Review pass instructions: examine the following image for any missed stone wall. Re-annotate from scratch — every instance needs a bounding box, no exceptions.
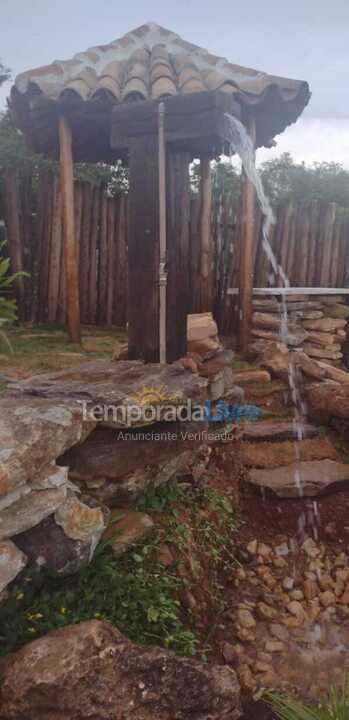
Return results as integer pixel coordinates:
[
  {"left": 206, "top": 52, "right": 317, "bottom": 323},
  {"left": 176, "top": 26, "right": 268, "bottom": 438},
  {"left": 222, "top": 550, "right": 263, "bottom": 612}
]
[{"left": 252, "top": 293, "right": 349, "bottom": 365}]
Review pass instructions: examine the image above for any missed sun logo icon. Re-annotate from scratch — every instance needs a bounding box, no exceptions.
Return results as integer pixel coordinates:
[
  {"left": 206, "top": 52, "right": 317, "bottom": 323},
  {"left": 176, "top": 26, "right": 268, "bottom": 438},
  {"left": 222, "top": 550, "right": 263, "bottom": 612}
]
[{"left": 132, "top": 384, "right": 171, "bottom": 407}]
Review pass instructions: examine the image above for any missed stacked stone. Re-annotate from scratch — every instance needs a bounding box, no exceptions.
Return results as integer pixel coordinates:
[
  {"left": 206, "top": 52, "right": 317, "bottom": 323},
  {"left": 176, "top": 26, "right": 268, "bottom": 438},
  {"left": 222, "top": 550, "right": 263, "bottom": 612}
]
[{"left": 252, "top": 294, "right": 349, "bottom": 365}]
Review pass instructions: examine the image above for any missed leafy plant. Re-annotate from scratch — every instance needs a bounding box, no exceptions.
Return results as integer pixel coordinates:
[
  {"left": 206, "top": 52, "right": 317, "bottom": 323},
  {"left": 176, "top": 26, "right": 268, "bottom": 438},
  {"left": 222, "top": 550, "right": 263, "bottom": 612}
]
[
  {"left": 0, "top": 481, "right": 238, "bottom": 660},
  {"left": 0, "top": 242, "right": 29, "bottom": 350},
  {"left": 266, "top": 683, "right": 349, "bottom": 720}
]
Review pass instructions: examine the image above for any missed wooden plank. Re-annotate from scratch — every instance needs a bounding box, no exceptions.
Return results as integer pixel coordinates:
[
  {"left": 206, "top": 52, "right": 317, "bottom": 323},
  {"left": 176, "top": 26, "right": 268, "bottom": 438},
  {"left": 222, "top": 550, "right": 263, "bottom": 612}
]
[
  {"left": 237, "top": 114, "right": 256, "bottom": 354},
  {"left": 166, "top": 150, "right": 191, "bottom": 361},
  {"left": 58, "top": 115, "right": 81, "bottom": 343},
  {"left": 228, "top": 287, "right": 349, "bottom": 296},
  {"left": 47, "top": 175, "right": 62, "bottom": 323},
  {"left": 128, "top": 135, "right": 159, "bottom": 361},
  {"left": 189, "top": 195, "right": 201, "bottom": 313}
]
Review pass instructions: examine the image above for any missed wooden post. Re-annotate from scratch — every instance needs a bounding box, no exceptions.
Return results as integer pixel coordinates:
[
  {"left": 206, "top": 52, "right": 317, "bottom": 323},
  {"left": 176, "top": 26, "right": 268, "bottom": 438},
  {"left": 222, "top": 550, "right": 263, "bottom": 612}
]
[
  {"left": 128, "top": 136, "right": 159, "bottom": 362},
  {"left": 166, "top": 151, "right": 191, "bottom": 361},
  {"left": 237, "top": 114, "right": 256, "bottom": 354},
  {"left": 58, "top": 115, "right": 81, "bottom": 343},
  {"left": 199, "top": 157, "right": 212, "bottom": 311}
]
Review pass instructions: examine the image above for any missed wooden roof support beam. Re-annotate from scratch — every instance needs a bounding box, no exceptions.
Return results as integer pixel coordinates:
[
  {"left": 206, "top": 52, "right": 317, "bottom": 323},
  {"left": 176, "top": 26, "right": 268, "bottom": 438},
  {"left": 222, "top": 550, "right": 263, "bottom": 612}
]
[
  {"left": 58, "top": 115, "right": 81, "bottom": 344},
  {"left": 237, "top": 114, "right": 256, "bottom": 354}
]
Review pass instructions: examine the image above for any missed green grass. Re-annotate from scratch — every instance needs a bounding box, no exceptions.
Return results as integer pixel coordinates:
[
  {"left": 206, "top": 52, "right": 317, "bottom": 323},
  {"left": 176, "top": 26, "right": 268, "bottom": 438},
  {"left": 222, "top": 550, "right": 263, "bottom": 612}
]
[
  {"left": 266, "top": 684, "right": 349, "bottom": 720},
  {"left": 0, "top": 482, "right": 238, "bottom": 659}
]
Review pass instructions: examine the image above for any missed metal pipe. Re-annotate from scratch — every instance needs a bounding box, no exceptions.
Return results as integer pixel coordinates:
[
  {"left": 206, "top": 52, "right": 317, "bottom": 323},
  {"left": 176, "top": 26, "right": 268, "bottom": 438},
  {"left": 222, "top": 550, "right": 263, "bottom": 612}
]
[{"left": 158, "top": 101, "right": 167, "bottom": 364}]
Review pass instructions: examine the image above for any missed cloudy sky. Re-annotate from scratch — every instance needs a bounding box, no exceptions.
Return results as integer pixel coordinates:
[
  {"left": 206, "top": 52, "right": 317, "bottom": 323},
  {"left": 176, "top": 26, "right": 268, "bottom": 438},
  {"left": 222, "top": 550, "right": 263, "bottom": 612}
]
[{"left": 1, "top": 0, "right": 349, "bottom": 167}]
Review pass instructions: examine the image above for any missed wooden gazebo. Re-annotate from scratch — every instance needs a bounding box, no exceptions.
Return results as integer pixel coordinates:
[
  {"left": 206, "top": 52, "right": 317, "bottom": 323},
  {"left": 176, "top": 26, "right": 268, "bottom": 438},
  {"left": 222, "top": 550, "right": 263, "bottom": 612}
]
[{"left": 10, "top": 22, "right": 310, "bottom": 360}]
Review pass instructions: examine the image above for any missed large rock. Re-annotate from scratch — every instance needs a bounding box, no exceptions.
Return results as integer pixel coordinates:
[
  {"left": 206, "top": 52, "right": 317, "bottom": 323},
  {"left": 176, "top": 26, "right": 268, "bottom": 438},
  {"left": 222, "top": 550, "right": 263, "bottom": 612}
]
[
  {"left": 0, "top": 620, "right": 241, "bottom": 720},
  {"left": 248, "top": 340, "right": 290, "bottom": 379},
  {"left": 0, "top": 486, "right": 67, "bottom": 540},
  {"left": 306, "top": 381, "right": 349, "bottom": 422},
  {"left": 318, "top": 362, "right": 349, "bottom": 384},
  {"left": 326, "top": 304, "right": 349, "bottom": 319},
  {"left": 0, "top": 540, "right": 27, "bottom": 592},
  {"left": 15, "top": 515, "right": 103, "bottom": 575},
  {"left": 9, "top": 360, "right": 207, "bottom": 430},
  {"left": 252, "top": 328, "right": 308, "bottom": 347},
  {"left": 241, "top": 421, "right": 319, "bottom": 442},
  {"left": 247, "top": 459, "right": 349, "bottom": 498},
  {"left": 306, "top": 331, "right": 339, "bottom": 347},
  {"left": 54, "top": 496, "right": 106, "bottom": 543},
  {"left": 60, "top": 426, "right": 209, "bottom": 505},
  {"left": 303, "top": 343, "right": 342, "bottom": 361},
  {"left": 0, "top": 397, "right": 95, "bottom": 499},
  {"left": 103, "top": 511, "right": 154, "bottom": 555},
  {"left": 303, "top": 318, "right": 347, "bottom": 332}
]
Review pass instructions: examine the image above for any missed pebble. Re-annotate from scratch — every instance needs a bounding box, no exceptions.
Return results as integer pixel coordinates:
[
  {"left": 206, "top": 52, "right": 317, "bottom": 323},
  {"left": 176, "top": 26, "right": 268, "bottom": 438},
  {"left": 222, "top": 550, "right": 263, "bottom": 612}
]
[
  {"left": 302, "top": 538, "right": 320, "bottom": 559},
  {"left": 303, "top": 579, "right": 318, "bottom": 601},
  {"left": 319, "top": 590, "right": 336, "bottom": 608},
  {"left": 269, "top": 623, "right": 289, "bottom": 641},
  {"left": 287, "top": 601, "right": 306, "bottom": 621},
  {"left": 335, "top": 552, "right": 347, "bottom": 567},
  {"left": 289, "top": 589, "right": 304, "bottom": 601},
  {"left": 265, "top": 640, "right": 284, "bottom": 653},
  {"left": 273, "top": 557, "right": 287, "bottom": 569},
  {"left": 275, "top": 542, "right": 289, "bottom": 557},
  {"left": 258, "top": 543, "right": 272, "bottom": 558},
  {"left": 237, "top": 608, "right": 256, "bottom": 630},
  {"left": 247, "top": 539, "right": 258, "bottom": 555},
  {"left": 282, "top": 577, "right": 295, "bottom": 591},
  {"left": 254, "top": 660, "right": 271, "bottom": 673},
  {"left": 257, "top": 602, "right": 277, "bottom": 620},
  {"left": 237, "top": 664, "right": 257, "bottom": 692}
]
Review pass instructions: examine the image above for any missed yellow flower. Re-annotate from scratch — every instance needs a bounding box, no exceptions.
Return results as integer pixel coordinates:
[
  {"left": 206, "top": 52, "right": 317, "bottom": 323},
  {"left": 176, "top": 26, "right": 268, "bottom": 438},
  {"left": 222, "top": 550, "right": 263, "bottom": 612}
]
[
  {"left": 94, "top": 612, "right": 101, "bottom": 618},
  {"left": 28, "top": 627, "right": 37, "bottom": 634},
  {"left": 60, "top": 607, "right": 67, "bottom": 615},
  {"left": 27, "top": 612, "right": 43, "bottom": 621},
  {"left": 16, "top": 591, "right": 24, "bottom": 601}
]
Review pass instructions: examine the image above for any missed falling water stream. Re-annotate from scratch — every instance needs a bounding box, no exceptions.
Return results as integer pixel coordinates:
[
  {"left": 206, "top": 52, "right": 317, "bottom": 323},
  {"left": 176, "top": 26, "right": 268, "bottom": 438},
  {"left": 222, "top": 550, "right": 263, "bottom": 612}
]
[{"left": 224, "top": 113, "right": 319, "bottom": 538}]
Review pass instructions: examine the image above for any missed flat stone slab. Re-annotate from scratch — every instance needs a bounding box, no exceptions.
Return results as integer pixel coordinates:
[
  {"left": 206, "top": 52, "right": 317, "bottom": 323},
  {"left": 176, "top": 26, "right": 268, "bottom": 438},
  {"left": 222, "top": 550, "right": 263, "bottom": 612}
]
[
  {"left": 248, "top": 459, "right": 349, "bottom": 498},
  {"left": 241, "top": 438, "right": 339, "bottom": 468},
  {"left": 9, "top": 360, "right": 207, "bottom": 429},
  {"left": 241, "top": 421, "right": 319, "bottom": 442},
  {"left": 0, "top": 487, "right": 67, "bottom": 540},
  {"left": 0, "top": 396, "right": 94, "bottom": 498},
  {"left": 0, "top": 540, "right": 27, "bottom": 592}
]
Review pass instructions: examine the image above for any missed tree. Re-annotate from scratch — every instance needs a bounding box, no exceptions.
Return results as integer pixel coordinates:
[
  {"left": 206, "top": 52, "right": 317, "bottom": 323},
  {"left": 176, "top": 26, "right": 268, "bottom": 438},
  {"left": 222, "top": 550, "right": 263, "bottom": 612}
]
[
  {"left": 259, "top": 152, "right": 349, "bottom": 208},
  {"left": 0, "top": 60, "right": 10, "bottom": 87}
]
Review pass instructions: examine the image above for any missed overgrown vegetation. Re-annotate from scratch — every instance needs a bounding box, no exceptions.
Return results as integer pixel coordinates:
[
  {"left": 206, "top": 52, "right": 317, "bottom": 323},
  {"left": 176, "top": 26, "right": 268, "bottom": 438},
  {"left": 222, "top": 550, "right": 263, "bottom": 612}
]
[
  {"left": 0, "top": 241, "right": 28, "bottom": 350},
  {"left": 0, "top": 481, "right": 238, "bottom": 659},
  {"left": 266, "top": 685, "right": 349, "bottom": 720}
]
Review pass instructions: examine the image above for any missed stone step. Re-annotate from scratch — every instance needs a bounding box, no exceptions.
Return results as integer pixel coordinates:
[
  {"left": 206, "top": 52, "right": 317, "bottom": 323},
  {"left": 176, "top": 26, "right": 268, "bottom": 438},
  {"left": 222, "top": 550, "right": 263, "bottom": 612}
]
[
  {"left": 241, "top": 421, "right": 319, "bottom": 443},
  {"left": 247, "top": 459, "right": 349, "bottom": 498},
  {"left": 241, "top": 437, "right": 339, "bottom": 468}
]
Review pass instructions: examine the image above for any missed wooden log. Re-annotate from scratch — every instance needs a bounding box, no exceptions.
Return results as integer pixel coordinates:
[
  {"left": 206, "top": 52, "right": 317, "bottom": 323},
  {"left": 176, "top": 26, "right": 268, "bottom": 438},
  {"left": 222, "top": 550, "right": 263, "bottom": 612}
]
[
  {"left": 98, "top": 192, "right": 108, "bottom": 324},
  {"left": 330, "top": 219, "right": 341, "bottom": 288},
  {"left": 319, "top": 202, "right": 336, "bottom": 287},
  {"left": 106, "top": 198, "right": 116, "bottom": 326},
  {"left": 280, "top": 203, "right": 293, "bottom": 282},
  {"left": 166, "top": 150, "right": 191, "bottom": 361},
  {"left": 79, "top": 183, "right": 92, "bottom": 324},
  {"left": 189, "top": 195, "right": 201, "bottom": 313},
  {"left": 88, "top": 186, "right": 101, "bottom": 325},
  {"left": 39, "top": 173, "right": 54, "bottom": 322},
  {"left": 3, "top": 168, "right": 25, "bottom": 318},
  {"left": 58, "top": 115, "right": 81, "bottom": 343},
  {"left": 306, "top": 200, "right": 319, "bottom": 286},
  {"left": 47, "top": 176, "right": 62, "bottom": 323},
  {"left": 128, "top": 135, "right": 159, "bottom": 361},
  {"left": 199, "top": 157, "right": 213, "bottom": 311},
  {"left": 296, "top": 204, "right": 311, "bottom": 287},
  {"left": 114, "top": 195, "right": 128, "bottom": 327},
  {"left": 237, "top": 114, "right": 256, "bottom": 353}
]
